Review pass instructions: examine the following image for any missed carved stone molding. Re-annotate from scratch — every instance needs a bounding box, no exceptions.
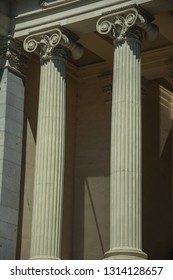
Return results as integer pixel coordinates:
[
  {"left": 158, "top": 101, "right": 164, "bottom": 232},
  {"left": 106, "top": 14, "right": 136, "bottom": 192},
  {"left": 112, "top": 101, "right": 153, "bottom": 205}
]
[
  {"left": 96, "top": 8, "right": 159, "bottom": 44},
  {"left": 23, "top": 28, "right": 83, "bottom": 62},
  {"left": 0, "top": 36, "right": 28, "bottom": 74},
  {"left": 40, "top": 0, "right": 80, "bottom": 9}
]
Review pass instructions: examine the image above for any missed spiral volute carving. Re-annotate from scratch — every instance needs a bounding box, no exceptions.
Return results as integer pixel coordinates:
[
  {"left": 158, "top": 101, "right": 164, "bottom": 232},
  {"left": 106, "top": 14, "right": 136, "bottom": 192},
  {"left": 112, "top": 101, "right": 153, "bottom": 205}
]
[
  {"left": 96, "top": 19, "right": 112, "bottom": 35},
  {"left": 96, "top": 8, "right": 158, "bottom": 43}
]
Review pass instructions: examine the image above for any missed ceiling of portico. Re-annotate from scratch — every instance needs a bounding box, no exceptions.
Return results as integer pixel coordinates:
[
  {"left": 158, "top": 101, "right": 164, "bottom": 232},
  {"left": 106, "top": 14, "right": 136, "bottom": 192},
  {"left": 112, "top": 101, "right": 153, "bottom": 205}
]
[
  {"left": 68, "top": 10, "right": 173, "bottom": 84},
  {"left": 1, "top": 1, "right": 173, "bottom": 83},
  {"left": 142, "top": 0, "right": 173, "bottom": 15},
  {"left": 3, "top": 0, "right": 173, "bottom": 17}
]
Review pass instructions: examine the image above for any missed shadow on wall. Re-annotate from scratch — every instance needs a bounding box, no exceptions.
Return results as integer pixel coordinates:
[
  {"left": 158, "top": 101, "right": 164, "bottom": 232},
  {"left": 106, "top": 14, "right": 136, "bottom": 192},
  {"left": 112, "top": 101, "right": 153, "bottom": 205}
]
[
  {"left": 73, "top": 177, "right": 110, "bottom": 261},
  {"left": 73, "top": 76, "right": 173, "bottom": 260},
  {"left": 16, "top": 67, "right": 173, "bottom": 259},
  {"left": 16, "top": 55, "right": 40, "bottom": 259},
  {"left": 72, "top": 77, "right": 111, "bottom": 260},
  {"left": 61, "top": 77, "right": 79, "bottom": 260},
  {"left": 142, "top": 79, "right": 172, "bottom": 260}
]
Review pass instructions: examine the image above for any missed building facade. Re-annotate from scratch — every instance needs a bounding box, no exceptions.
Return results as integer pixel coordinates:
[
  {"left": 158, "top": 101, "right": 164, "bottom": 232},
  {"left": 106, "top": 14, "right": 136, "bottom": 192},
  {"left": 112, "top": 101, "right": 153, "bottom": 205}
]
[{"left": 0, "top": 0, "right": 173, "bottom": 260}]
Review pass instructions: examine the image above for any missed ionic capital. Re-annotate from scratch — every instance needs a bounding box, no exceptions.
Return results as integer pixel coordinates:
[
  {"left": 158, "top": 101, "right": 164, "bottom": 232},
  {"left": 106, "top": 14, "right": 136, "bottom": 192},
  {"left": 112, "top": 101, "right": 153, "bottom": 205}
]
[
  {"left": 23, "top": 28, "right": 83, "bottom": 62},
  {"left": 96, "top": 8, "right": 159, "bottom": 44},
  {"left": 0, "top": 36, "right": 28, "bottom": 74}
]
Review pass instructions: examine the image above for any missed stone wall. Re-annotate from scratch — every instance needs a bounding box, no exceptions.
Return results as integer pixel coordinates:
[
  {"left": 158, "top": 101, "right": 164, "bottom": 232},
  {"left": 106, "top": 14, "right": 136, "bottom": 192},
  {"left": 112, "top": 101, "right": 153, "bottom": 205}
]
[
  {"left": 73, "top": 75, "right": 173, "bottom": 260},
  {"left": 18, "top": 56, "right": 40, "bottom": 260},
  {"left": 142, "top": 80, "right": 172, "bottom": 259},
  {"left": 73, "top": 73, "right": 111, "bottom": 259},
  {"left": 0, "top": 68, "right": 25, "bottom": 259}
]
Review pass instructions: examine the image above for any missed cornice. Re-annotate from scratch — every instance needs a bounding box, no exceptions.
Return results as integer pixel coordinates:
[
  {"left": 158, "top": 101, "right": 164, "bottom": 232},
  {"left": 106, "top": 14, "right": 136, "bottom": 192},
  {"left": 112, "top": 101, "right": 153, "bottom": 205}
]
[
  {"left": 12, "top": 0, "right": 138, "bottom": 38},
  {"left": 14, "top": 0, "right": 135, "bottom": 19},
  {"left": 39, "top": 0, "right": 81, "bottom": 9}
]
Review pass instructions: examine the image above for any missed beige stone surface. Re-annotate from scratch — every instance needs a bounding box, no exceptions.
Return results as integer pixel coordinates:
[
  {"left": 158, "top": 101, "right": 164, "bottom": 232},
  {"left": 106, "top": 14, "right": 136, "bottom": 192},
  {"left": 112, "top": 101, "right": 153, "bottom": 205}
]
[
  {"left": 19, "top": 57, "right": 40, "bottom": 260},
  {"left": 73, "top": 75, "right": 111, "bottom": 259},
  {"left": 142, "top": 80, "right": 172, "bottom": 259},
  {"left": 61, "top": 74, "right": 77, "bottom": 260},
  {"left": 19, "top": 58, "right": 77, "bottom": 260},
  {"left": 0, "top": 0, "right": 173, "bottom": 262},
  {"left": 29, "top": 53, "right": 66, "bottom": 259}
]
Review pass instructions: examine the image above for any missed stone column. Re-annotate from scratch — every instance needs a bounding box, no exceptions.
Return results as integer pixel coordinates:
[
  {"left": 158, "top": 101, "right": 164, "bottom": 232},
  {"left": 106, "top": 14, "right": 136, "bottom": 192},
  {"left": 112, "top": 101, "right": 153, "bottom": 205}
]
[
  {"left": 23, "top": 29, "right": 83, "bottom": 259},
  {"left": 31, "top": 49, "right": 66, "bottom": 260},
  {"left": 96, "top": 8, "right": 158, "bottom": 259},
  {"left": 0, "top": 36, "right": 27, "bottom": 259}
]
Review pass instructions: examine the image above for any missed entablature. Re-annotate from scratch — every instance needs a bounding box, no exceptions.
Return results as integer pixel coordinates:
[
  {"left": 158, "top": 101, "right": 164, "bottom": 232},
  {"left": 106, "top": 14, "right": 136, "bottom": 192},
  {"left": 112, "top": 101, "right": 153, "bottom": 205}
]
[{"left": 11, "top": 0, "right": 151, "bottom": 39}]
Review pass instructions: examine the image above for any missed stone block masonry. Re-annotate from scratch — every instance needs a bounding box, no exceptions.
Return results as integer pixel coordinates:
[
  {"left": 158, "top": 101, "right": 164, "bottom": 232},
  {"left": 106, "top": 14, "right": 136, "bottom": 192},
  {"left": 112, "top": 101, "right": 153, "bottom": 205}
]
[{"left": 0, "top": 68, "right": 24, "bottom": 259}]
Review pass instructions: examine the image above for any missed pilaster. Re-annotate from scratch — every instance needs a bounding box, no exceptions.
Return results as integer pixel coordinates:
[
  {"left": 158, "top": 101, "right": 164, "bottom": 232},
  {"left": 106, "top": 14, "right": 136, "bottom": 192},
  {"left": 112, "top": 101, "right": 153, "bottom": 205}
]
[{"left": 0, "top": 37, "right": 27, "bottom": 259}]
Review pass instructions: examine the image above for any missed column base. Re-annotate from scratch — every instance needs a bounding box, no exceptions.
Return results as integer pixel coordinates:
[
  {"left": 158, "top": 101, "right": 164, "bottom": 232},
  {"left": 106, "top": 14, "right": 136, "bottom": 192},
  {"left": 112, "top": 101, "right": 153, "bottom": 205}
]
[
  {"left": 104, "top": 248, "right": 148, "bottom": 260},
  {"left": 30, "top": 256, "right": 61, "bottom": 260}
]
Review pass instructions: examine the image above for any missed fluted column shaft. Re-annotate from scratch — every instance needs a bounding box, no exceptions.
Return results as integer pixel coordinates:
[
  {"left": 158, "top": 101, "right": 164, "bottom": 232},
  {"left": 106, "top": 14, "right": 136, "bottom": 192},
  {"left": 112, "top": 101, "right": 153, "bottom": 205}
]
[
  {"left": 105, "top": 35, "right": 147, "bottom": 259},
  {"left": 30, "top": 51, "right": 66, "bottom": 259},
  {"left": 23, "top": 28, "right": 83, "bottom": 260},
  {"left": 95, "top": 7, "right": 159, "bottom": 259}
]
